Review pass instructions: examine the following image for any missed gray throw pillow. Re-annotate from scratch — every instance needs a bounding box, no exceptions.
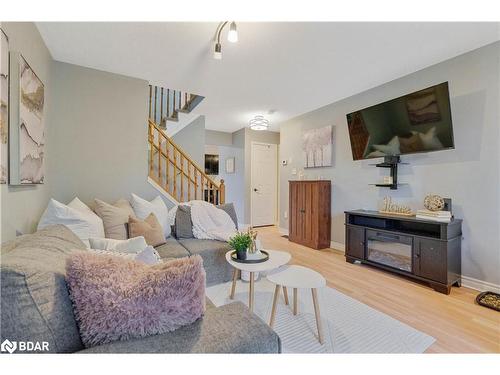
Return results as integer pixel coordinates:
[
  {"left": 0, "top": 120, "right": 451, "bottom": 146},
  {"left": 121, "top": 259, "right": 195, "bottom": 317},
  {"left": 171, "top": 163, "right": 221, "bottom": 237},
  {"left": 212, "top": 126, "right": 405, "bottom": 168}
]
[
  {"left": 218, "top": 203, "right": 238, "bottom": 229},
  {"left": 174, "top": 205, "right": 194, "bottom": 239}
]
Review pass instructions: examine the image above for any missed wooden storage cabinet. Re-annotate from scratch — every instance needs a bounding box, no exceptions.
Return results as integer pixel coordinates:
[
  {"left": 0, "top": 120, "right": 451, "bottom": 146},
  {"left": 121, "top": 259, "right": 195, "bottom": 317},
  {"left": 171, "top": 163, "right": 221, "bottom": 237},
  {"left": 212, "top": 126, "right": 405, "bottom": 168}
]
[
  {"left": 289, "top": 181, "right": 331, "bottom": 249},
  {"left": 344, "top": 210, "right": 462, "bottom": 294}
]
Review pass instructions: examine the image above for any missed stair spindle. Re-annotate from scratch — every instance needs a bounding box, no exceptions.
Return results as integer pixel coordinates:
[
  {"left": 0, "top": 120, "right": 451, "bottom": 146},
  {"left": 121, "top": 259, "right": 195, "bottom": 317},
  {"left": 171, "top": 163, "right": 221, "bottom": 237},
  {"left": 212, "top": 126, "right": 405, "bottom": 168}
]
[
  {"left": 148, "top": 85, "right": 152, "bottom": 119},
  {"left": 167, "top": 89, "right": 170, "bottom": 119},
  {"left": 180, "top": 155, "right": 185, "bottom": 202},
  {"left": 160, "top": 88, "right": 164, "bottom": 125}
]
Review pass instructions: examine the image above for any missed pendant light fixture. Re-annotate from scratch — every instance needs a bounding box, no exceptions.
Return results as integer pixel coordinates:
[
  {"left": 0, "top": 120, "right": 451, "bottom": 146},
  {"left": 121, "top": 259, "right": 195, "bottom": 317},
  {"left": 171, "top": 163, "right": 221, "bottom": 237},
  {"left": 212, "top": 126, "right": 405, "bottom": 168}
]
[
  {"left": 249, "top": 115, "right": 270, "bottom": 131},
  {"left": 213, "top": 21, "right": 238, "bottom": 60}
]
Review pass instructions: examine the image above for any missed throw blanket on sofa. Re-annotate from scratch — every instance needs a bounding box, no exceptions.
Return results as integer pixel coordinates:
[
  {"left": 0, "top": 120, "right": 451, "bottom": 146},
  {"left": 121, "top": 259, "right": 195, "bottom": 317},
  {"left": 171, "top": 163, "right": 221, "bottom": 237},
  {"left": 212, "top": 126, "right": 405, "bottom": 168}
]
[{"left": 190, "top": 201, "right": 237, "bottom": 242}]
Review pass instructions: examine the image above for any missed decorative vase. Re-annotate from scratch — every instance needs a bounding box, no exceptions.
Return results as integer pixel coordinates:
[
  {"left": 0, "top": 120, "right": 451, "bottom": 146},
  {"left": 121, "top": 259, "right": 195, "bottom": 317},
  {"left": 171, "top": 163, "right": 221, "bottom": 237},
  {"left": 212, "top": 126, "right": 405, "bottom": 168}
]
[{"left": 236, "top": 248, "right": 247, "bottom": 260}]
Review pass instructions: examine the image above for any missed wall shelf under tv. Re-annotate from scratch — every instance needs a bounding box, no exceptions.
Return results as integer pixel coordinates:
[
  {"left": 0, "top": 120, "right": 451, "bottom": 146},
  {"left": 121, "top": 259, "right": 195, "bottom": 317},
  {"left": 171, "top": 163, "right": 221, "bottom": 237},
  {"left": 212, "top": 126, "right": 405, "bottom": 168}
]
[{"left": 369, "top": 155, "right": 405, "bottom": 190}]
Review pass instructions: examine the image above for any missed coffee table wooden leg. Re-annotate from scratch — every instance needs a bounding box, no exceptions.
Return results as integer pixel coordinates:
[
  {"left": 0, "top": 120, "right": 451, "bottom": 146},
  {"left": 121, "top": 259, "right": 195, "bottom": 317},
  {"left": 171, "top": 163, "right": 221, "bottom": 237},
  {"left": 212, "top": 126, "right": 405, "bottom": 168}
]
[
  {"left": 282, "top": 286, "right": 289, "bottom": 305},
  {"left": 311, "top": 288, "right": 324, "bottom": 344},
  {"left": 293, "top": 288, "right": 298, "bottom": 315},
  {"left": 270, "top": 284, "right": 280, "bottom": 327},
  {"left": 249, "top": 272, "right": 255, "bottom": 312},
  {"left": 230, "top": 268, "right": 238, "bottom": 299}
]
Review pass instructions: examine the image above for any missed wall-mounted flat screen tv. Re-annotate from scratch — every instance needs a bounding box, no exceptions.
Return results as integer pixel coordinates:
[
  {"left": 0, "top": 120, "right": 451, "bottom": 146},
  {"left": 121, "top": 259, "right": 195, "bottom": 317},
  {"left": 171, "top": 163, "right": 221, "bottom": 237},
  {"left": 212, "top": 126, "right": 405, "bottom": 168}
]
[{"left": 346, "top": 82, "right": 454, "bottom": 160}]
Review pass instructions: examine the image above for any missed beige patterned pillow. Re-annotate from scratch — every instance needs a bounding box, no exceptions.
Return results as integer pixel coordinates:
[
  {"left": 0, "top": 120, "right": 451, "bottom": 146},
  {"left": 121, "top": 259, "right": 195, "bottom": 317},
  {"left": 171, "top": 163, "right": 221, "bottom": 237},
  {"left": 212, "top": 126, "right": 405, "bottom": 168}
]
[{"left": 94, "top": 199, "right": 135, "bottom": 240}]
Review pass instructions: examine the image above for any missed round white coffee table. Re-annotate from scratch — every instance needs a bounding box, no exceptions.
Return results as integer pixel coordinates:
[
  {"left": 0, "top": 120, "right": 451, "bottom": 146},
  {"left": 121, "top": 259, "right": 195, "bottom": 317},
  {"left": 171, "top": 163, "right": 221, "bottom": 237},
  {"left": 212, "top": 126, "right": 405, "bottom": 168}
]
[
  {"left": 225, "top": 249, "right": 291, "bottom": 312},
  {"left": 267, "top": 265, "right": 326, "bottom": 344}
]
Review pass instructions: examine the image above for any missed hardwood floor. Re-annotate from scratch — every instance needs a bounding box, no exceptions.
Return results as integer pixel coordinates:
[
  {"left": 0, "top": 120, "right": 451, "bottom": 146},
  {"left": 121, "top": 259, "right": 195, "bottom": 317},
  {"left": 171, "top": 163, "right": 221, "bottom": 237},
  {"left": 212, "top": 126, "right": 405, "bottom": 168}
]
[{"left": 256, "top": 226, "right": 500, "bottom": 353}]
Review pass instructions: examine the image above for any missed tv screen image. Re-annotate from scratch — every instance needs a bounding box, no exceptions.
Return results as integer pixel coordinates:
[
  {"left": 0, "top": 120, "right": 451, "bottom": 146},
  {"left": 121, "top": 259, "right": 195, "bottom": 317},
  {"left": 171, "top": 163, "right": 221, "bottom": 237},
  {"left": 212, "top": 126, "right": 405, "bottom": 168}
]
[
  {"left": 204, "top": 154, "right": 219, "bottom": 175},
  {"left": 346, "top": 82, "right": 454, "bottom": 160}
]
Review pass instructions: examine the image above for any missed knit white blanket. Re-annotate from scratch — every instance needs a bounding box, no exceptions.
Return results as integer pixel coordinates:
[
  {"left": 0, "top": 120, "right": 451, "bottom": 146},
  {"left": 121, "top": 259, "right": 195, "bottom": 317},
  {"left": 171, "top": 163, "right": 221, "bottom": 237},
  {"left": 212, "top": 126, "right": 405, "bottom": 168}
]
[{"left": 169, "top": 200, "right": 236, "bottom": 242}]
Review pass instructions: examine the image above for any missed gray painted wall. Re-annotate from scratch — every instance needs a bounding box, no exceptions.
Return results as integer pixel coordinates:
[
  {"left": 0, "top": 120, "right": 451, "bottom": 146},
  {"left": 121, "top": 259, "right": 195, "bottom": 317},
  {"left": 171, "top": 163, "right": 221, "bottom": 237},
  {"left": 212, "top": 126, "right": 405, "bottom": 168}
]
[
  {"left": 1, "top": 22, "right": 54, "bottom": 241},
  {"left": 171, "top": 115, "right": 205, "bottom": 167},
  {"left": 49, "top": 61, "right": 162, "bottom": 208},
  {"left": 205, "top": 130, "right": 245, "bottom": 223},
  {"left": 206, "top": 129, "right": 233, "bottom": 146},
  {"left": 279, "top": 42, "right": 500, "bottom": 285}
]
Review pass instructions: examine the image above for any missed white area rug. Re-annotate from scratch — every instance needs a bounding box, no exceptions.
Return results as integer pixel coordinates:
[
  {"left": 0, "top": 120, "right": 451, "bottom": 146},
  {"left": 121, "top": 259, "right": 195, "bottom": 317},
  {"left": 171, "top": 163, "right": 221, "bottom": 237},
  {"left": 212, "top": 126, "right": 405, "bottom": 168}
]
[{"left": 206, "top": 279, "right": 435, "bottom": 353}]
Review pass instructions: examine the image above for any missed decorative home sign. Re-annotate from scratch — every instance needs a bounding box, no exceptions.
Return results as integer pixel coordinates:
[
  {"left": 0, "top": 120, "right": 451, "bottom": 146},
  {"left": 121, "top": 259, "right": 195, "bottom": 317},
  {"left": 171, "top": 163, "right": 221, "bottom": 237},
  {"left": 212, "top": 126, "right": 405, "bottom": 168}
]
[
  {"left": 0, "top": 28, "right": 8, "bottom": 184},
  {"left": 379, "top": 196, "right": 414, "bottom": 216},
  {"left": 9, "top": 52, "right": 45, "bottom": 184},
  {"left": 302, "top": 125, "right": 333, "bottom": 168}
]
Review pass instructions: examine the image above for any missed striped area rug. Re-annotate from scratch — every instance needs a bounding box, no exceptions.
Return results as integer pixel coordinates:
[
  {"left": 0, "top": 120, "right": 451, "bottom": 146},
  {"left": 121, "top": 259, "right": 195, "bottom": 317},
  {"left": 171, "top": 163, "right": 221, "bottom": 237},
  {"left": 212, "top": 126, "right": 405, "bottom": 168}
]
[{"left": 206, "top": 278, "right": 435, "bottom": 353}]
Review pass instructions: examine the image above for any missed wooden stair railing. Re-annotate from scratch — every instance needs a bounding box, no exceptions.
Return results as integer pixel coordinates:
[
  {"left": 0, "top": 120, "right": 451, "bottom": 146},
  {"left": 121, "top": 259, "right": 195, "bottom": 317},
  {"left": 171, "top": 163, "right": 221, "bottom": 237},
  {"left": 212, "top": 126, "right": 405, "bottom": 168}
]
[
  {"left": 148, "top": 119, "right": 225, "bottom": 204},
  {"left": 149, "top": 85, "right": 205, "bottom": 129}
]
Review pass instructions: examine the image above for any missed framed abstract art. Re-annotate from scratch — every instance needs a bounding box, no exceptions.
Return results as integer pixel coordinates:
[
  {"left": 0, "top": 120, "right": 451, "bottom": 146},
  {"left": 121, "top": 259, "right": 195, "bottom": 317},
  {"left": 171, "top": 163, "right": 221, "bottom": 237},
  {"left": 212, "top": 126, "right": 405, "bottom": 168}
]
[{"left": 9, "top": 52, "right": 45, "bottom": 184}]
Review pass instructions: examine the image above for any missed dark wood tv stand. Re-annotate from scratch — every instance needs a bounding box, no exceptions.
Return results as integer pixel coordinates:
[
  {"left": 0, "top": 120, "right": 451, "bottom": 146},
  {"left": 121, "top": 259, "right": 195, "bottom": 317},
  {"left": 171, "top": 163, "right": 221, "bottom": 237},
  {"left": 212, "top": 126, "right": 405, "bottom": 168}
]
[{"left": 345, "top": 210, "right": 462, "bottom": 294}]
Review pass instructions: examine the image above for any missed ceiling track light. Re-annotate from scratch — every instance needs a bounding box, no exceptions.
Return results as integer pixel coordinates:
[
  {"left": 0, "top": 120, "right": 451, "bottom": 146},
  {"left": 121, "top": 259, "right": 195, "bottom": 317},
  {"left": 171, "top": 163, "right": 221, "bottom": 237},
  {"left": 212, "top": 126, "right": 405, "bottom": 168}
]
[
  {"left": 249, "top": 115, "right": 270, "bottom": 131},
  {"left": 213, "top": 21, "right": 238, "bottom": 60}
]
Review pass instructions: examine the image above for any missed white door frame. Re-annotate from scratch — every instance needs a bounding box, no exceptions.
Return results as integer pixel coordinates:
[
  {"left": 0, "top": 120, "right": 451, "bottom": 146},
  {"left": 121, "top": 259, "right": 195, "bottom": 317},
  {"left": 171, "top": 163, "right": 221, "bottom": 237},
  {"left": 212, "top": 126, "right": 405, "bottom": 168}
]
[{"left": 250, "top": 141, "right": 278, "bottom": 227}]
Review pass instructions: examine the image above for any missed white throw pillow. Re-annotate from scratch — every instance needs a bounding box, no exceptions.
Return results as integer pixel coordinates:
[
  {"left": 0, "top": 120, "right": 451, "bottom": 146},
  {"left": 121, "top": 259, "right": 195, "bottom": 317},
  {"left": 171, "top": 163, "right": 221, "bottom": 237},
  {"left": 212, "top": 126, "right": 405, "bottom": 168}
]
[
  {"left": 413, "top": 127, "right": 444, "bottom": 150},
  {"left": 89, "top": 246, "right": 161, "bottom": 265},
  {"left": 134, "top": 246, "right": 162, "bottom": 265},
  {"left": 372, "top": 136, "right": 401, "bottom": 156},
  {"left": 68, "top": 197, "right": 105, "bottom": 239},
  {"left": 130, "top": 193, "right": 171, "bottom": 238},
  {"left": 88, "top": 236, "right": 148, "bottom": 254},
  {"left": 38, "top": 199, "right": 92, "bottom": 247}
]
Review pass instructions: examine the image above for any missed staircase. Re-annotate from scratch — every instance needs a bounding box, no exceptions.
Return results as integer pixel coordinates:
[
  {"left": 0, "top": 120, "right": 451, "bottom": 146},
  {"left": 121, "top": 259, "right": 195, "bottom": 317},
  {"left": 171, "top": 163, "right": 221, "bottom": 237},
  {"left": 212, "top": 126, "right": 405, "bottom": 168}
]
[
  {"left": 148, "top": 85, "right": 225, "bottom": 204},
  {"left": 149, "top": 85, "right": 205, "bottom": 128}
]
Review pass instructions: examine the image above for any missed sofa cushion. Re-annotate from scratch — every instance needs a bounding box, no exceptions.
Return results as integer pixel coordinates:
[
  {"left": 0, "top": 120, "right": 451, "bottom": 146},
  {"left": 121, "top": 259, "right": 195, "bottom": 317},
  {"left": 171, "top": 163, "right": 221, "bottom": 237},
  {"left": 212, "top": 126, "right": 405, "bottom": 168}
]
[
  {"left": 94, "top": 198, "right": 135, "bottom": 240},
  {"left": 0, "top": 225, "right": 86, "bottom": 353},
  {"left": 37, "top": 198, "right": 93, "bottom": 247},
  {"left": 174, "top": 205, "right": 194, "bottom": 239},
  {"left": 218, "top": 203, "right": 238, "bottom": 229},
  {"left": 155, "top": 237, "right": 190, "bottom": 260},
  {"left": 66, "top": 252, "right": 206, "bottom": 348},
  {"left": 78, "top": 302, "right": 280, "bottom": 353},
  {"left": 178, "top": 239, "right": 233, "bottom": 286},
  {"left": 130, "top": 193, "right": 171, "bottom": 238},
  {"left": 128, "top": 213, "right": 166, "bottom": 247},
  {"left": 89, "top": 236, "right": 148, "bottom": 253}
]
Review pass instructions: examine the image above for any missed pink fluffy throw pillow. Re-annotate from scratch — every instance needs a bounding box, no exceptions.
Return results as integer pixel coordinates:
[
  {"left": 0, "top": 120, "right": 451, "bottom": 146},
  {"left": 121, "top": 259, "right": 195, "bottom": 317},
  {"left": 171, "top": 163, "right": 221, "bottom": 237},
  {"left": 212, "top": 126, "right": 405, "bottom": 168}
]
[{"left": 66, "top": 252, "right": 206, "bottom": 348}]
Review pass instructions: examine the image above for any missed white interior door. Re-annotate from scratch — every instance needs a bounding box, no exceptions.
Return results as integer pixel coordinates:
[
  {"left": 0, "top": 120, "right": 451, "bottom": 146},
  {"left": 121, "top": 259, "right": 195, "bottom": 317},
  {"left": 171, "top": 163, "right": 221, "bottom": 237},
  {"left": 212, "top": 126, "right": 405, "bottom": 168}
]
[{"left": 251, "top": 142, "right": 278, "bottom": 227}]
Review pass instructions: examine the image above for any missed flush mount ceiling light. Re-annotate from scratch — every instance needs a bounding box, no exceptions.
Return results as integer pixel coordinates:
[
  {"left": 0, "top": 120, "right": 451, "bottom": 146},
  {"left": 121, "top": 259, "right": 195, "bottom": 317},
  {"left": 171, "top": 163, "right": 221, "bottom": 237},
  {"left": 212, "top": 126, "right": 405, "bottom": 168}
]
[
  {"left": 249, "top": 115, "right": 270, "bottom": 131},
  {"left": 213, "top": 21, "right": 238, "bottom": 60}
]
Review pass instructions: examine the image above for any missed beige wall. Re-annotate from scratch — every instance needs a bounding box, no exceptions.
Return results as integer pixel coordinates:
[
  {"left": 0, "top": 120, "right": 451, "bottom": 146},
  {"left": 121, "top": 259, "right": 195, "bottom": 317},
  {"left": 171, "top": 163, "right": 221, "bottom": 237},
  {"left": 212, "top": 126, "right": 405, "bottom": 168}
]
[{"left": 1, "top": 22, "right": 54, "bottom": 241}]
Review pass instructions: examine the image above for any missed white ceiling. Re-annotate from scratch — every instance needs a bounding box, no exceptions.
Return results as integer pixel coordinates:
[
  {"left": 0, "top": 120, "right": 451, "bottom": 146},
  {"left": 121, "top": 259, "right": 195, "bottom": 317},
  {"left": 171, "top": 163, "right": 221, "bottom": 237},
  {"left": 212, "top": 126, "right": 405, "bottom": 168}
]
[{"left": 36, "top": 22, "right": 499, "bottom": 133}]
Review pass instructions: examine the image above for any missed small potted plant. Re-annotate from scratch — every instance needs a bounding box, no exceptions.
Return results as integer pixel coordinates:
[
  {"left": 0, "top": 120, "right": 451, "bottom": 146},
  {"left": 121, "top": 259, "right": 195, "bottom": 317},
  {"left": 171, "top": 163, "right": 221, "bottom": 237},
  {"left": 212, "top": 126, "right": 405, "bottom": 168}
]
[{"left": 228, "top": 231, "right": 252, "bottom": 260}]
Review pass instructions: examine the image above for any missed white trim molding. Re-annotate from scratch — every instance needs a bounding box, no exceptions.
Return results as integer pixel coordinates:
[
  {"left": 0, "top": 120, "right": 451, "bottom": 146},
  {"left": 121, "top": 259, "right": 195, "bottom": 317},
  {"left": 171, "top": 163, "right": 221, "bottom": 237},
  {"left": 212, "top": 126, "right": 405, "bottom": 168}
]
[
  {"left": 330, "top": 241, "right": 345, "bottom": 252},
  {"left": 147, "top": 177, "right": 178, "bottom": 206},
  {"left": 278, "top": 227, "right": 289, "bottom": 236},
  {"left": 461, "top": 276, "right": 500, "bottom": 293}
]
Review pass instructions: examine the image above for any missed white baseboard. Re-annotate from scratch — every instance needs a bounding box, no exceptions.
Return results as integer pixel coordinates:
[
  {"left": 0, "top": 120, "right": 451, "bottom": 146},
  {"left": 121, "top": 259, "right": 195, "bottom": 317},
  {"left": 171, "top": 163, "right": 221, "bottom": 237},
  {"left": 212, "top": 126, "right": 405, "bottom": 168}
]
[
  {"left": 461, "top": 276, "right": 500, "bottom": 293},
  {"left": 278, "top": 227, "right": 289, "bottom": 236},
  {"left": 238, "top": 223, "right": 250, "bottom": 231},
  {"left": 330, "top": 241, "right": 345, "bottom": 252}
]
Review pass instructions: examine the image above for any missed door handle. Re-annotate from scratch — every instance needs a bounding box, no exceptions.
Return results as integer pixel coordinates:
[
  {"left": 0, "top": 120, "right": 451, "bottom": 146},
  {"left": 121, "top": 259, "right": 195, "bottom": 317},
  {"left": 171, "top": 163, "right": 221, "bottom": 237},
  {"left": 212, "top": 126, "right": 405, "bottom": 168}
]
[
  {"left": 300, "top": 209, "right": 305, "bottom": 213},
  {"left": 253, "top": 188, "right": 259, "bottom": 192}
]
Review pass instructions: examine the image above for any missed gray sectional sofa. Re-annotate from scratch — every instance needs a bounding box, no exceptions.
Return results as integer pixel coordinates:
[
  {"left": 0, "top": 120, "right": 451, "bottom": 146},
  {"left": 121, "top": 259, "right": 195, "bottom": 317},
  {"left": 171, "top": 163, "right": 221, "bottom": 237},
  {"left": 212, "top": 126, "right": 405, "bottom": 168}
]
[{"left": 0, "top": 225, "right": 281, "bottom": 353}]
